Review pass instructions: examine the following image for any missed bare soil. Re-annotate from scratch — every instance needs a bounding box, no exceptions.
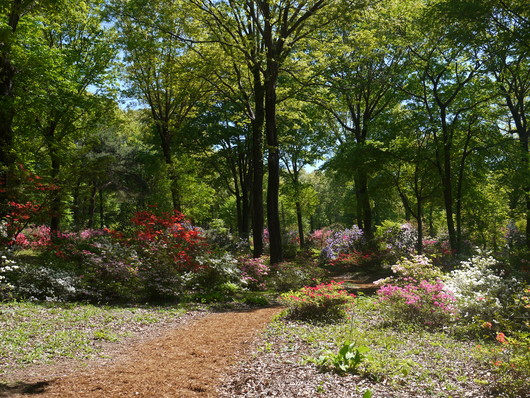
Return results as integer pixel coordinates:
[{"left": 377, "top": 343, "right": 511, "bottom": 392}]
[{"left": 1, "top": 307, "right": 282, "bottom": 398}]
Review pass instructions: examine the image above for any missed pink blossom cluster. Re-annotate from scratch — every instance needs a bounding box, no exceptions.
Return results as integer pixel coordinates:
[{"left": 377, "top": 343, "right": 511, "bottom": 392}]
[
  {"left": 12, "top": 225, "right": 109, "bottom": 249},
  {"left": 377, "top": 279, "right": 457, "bottom": 323},
  {"left": 238, "top": 256, "right": 270, "bottom": 290}
]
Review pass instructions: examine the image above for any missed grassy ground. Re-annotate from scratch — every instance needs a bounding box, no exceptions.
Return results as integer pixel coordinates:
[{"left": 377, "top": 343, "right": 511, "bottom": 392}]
[
  {"left": 2, "top": 296, "right": 528, "bottom": 397},
  {"left": 0, "top": 301, "right": 192, "bottom": 377},
  {"left": 219, "top": 295, "right": 530, "bottom": 398}
]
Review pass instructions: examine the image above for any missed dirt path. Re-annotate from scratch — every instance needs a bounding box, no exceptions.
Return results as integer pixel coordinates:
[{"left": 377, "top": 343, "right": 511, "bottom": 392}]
[{"left": 2, "top": 307, "right": 282, "bottom": 398}]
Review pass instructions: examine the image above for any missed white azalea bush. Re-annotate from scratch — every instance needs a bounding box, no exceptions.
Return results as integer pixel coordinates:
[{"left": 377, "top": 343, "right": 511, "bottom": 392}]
[
  {"left": 444, "top": 253, "right": 520, "bottom": 322},
  {"left": 2, "top": 261, "right": 80, "bottom": 302},
  {"left": 192, "top": 251, "right": 243, "bottom": 289},
  {"left": 0, "top": 253, "right": 19, "bottom": 299}
]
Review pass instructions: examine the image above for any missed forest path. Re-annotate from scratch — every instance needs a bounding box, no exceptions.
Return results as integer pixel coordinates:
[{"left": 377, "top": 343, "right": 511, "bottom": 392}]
[{"left": 2, "top": 307, "right": 282, "bottom": 398}]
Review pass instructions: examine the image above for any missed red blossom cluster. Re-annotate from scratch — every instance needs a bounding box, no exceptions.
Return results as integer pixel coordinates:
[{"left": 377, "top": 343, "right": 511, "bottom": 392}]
[
  {"left": 129, "top": 209, "right": 206, "bottom": 272},
  {"left": 1, "top": 164, "right": 60, "bottom": 244}
]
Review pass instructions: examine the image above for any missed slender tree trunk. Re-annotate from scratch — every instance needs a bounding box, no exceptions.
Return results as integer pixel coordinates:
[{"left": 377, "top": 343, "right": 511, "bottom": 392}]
[
  {"left": 0, "top": 1, "right": 21, "bottom": 218},
  {"left": 157, "top": 123, "right": 182, "bottom": 212},
  {"left": 295, "top": 201, "right": 305, "bottom": 248},
  {"left": 47, "top": 126, "right": 61, "bottom": 238},
  {"left": 72, "top": 179, "right": 81, "bottom": 229},
  {"left": 416, "top": 200, "right": 423, "bottom": 254},
  {"left": 428, "top": 205, "right": 435, "bottom": 237},
  {"left": 241, "top": 182, "right": 250, "bottom": 238},
  {"left": 519, "top": 133, "right": 530, "bottom": 249},
  {"left": 250, "top": 67, "right": 265, "bottom": 257},
  {"left": 353, "top": 174, "right": 363, "bottom": 230},
  {"left": 264, "top": 65, "right": 283, "bottom": 264},
  {"left": 87, "top": 182, "right": 97, "bottom": 229},
  {"left": 99, "top": 189, "right": 104, "bottom": 229},
  {"left": 357, "top": 170, "right": 373, "bottom": 241},
  {"left": 442, "top": 141, "right": 458, "bottom": 252}
]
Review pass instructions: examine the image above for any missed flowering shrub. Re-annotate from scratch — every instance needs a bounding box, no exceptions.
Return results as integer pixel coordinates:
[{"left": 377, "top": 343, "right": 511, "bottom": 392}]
[
  {"left": 474, "top": 328, "right": 530, "bottom": 396},
  {"left": 321, "top": 226, "right": 364, "bottom": 260},
  {"left": 127, "top": 209, "right": 207, "bottom": 300},
  {"left": 328, "top": 251, "right": 375, "bottom": 272},
  {"left": 514, "top": 285, "right": 530, "bottom": 329},
  {"left": 377, "top": 280, "right": 457, "bottom": 326},
  {"left": 443, "top": 254, "right": 519, "bottom": 321},
  {"left": 192, "top": 251, "right": 242, "bottom": 290},
  {"left": 79, "top": 236, "right": 142, "bottom": 302},
  {"left": 279, "top": 281, "right": 355, "bottom": 322},
  {"left": 375, "top": 221, "right": 417, "bottom": 255},
  {"left": 1, "top": 164, "right": 59, "bottom": 244},
  {"left": 4, "top": 263, "right": 80, "bottom": 302},
  {"left": 201, "top": 219, "right": 234, "bottom": 250},
  {"left": 237, "top": 255, "right": 270, "bottom": 290},
  {"left": 282, "top": 230, "right": 300, "bottom": 258},
  {"left": 375, "top": 255, "right": 444, "bottom": 287},
  {"left": 421, "top": 239, "right": 456, "bottom": 267},
  {"left": 306, "top": 228, "right": 333, "bottom": 250},
  {"left": 0, "top": 253, "right": 19, "bottom": 299}
]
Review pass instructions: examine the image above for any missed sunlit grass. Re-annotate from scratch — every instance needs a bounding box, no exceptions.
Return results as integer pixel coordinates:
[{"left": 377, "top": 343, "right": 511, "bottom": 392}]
[{"left": 0, "top": 301, "right": 190, "bottom": 375}]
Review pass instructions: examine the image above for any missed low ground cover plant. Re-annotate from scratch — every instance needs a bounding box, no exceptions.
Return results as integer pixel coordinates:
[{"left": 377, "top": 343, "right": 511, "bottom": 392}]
[{"left": 311, "top": 340, "right": 370, "bottom": 375}]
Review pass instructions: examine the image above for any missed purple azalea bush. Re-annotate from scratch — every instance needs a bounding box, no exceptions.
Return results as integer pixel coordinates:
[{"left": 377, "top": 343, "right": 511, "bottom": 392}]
[{"left": 321, "top": 226, "right": 364, "bottom": 260}]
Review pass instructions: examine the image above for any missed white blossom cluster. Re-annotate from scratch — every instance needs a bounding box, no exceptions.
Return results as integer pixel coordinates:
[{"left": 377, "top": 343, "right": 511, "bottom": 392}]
[
  {"left": 0, "top": 254, "right": 19, "bottom": 292},
  {"left": 444, "top": 253, "right": 519, "bottom": 319}
]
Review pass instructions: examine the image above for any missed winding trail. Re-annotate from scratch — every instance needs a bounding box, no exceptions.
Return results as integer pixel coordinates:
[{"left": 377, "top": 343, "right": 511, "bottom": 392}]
[{"left": 3, "top": 307, "right": 282, "bottom": 398}]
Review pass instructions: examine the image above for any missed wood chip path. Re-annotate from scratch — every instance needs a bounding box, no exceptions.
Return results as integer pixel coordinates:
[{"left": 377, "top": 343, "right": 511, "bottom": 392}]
[{"left": 2, "top": 307, "right": 281, "bottom": 398}]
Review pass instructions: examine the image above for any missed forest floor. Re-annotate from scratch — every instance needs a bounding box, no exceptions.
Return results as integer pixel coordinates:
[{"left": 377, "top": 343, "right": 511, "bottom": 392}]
[
  {"left": 0, "top": 306, "right": 282, "bottom": 397},
  {"left": 2, "top": 275, "right": 518, "bottom": 398}
]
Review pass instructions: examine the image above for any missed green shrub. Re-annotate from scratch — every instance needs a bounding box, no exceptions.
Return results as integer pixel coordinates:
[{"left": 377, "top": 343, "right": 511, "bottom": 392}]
[{"left": 267, "top": 260, "right": 325, "bottom": 292}]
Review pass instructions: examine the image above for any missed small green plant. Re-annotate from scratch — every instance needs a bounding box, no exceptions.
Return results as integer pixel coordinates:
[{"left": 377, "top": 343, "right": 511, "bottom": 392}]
[
  {"left": 312, "top": 341, "right": 369, "bottom": 375},
  {"left": 362, "top": 390, "right": 373, "bottom": 398}
]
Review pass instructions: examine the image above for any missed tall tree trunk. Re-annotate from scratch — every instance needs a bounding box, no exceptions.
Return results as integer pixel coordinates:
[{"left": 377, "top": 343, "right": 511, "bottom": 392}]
[
  {"left": 72, "top": 178, "right": 82, "bottom": 229},
  {"left": 47, "top": 125, "right": 61, "bottom": 239},
  {"left": 87, "top": 182, "right": 97, "bottom": 229},
  {"left": 442, "top": 141, "right": 458, "bottom": 252},
  {"left": 416, "top": 200, "right": 423, "bottom": 254},
  {"left": 295, "top": 201, "right": 305, "bottom": 248},
  {"left": 356, "top": 170, "right": 373, "bottom": 241},
  {"left": 503, "top": 88, "right": 530, "bottom": 249},
  {"left": 0, "top": 1, "right": 22, "bottom": 218},
  {"left": 99, "top": 189, "right": 104, "bottom": 229},
  {"left": 456, "top": 127, "right": 472, "bottom": 252},
  {"left": 240, "top": 170, "right": 251, "bottom": 238},
  {"left": 157, "top": 123, "right": 182, "bottom": 212},
  {"left": 353, "top": 174, "right": 363, "bottom": 230},
  {"left": 251, "top": 67, "right": 265, "bottom": 258},
  {"left": 517, "top": 130, "right": 530, "bottom": 249},
  {"left": 264, "top": 65, "right": 283, "bottom": 264}
]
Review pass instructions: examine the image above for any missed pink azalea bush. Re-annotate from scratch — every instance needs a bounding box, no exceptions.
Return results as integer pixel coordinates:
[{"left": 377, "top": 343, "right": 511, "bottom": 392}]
[
  {"left": 375, "top": 255, "right": 456, "bottom": 327},
  {"left": 237, "top": 255, "right": 270, "bottom": 290},
  {"left": 377, "top": 280, "right": 457, "bottom": 326},
  {"left": 280, "top": 281, "right": 356, "bottom": 322}
]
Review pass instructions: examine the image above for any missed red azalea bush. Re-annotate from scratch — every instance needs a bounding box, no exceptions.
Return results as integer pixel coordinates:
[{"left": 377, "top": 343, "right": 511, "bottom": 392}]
[
  {"left": 279, "top": 281, "right": 356, "bottom": 322},
  {"left": 126, "top": 209, "right": 208, "bottom": 300},
  {"left": 328, "top": 251, "right": 376, "bottom": 272}
]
